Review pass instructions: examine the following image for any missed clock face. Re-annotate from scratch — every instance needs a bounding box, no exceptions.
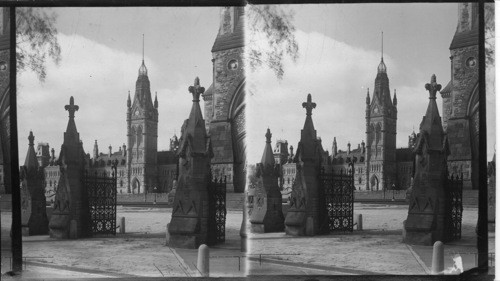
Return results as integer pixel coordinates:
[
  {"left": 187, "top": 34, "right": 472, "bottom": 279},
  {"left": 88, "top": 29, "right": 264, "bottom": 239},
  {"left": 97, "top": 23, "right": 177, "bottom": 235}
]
[
  {"left": 228, "top": 59, "right": 238, "bottom": 70},
  {"left": 466, "top": 57, "right": 477, "bottom": 68},
  {"left": 135, "top": 110, "right": 140, "bottom": 116},
  {"left": 374, "top": 107, "right": 379, "bottom": 114}
]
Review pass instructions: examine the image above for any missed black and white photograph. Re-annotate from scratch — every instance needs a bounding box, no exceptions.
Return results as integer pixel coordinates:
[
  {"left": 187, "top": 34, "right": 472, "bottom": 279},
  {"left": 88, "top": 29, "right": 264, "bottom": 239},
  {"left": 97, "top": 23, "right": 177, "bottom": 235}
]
[{"left": 0, "top": 2, "right": 496, "bottom": 280}]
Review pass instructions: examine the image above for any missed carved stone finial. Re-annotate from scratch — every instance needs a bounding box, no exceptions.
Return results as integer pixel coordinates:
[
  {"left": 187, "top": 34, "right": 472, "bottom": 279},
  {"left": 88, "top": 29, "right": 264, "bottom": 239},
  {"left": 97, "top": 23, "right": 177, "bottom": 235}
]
[
  {"left": 302, "top": 94, "right": 316, "bottom": 116},
  {"left": 28, "top": 131, "right": 34, "bottom": 146},
  {"left": 425, "top": 74, "right": 441, "bottom": 100},
  {"left": 65, "top": 96, "right": 79, "bottom": 118},
  {"left": 265, "top": 128, "right": 272, "bottom": 144},
  {"left": 188, "top": 77, "right": 205, "bottom": 102}
]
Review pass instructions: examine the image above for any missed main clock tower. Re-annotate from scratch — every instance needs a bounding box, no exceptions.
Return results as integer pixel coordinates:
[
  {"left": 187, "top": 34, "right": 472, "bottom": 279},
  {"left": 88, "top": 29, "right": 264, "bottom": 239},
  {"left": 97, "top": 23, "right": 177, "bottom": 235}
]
[
  {"left": 126, "top": 57, "right": 159, "bottom": 194},
  {"left": 365, "top": 40, "right": 398, "bottom": 191}
]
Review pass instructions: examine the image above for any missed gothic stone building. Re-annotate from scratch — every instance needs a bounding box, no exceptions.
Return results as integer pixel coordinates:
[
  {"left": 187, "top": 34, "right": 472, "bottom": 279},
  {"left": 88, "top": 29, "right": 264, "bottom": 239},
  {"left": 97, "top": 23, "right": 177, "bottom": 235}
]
[
  {"left": 202, "top": 7, "right": 246, "bottom": 193},
  {"left": 277, "top": 56, "right": 415, "bottom": 194},
  {"left": 38, "top": 59, "right": 179, "bottom": 201},
  {"left": 440, "top": 2, "right": 479, "bottom": 189}
]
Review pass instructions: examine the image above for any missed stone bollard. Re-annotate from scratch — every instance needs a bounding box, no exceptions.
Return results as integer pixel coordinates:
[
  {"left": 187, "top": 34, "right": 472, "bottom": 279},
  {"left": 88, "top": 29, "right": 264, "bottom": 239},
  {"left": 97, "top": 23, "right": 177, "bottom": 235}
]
[
  {"left": 197, "top": 244, "right": 209, "bottom": 277},
  {"left": 120, "top": 217, "right": 125, "bottom": 234},
  {"left": 305, "top": 217, "right": 314, "bottom": 236},
  {"left": 431, "top": 241, "right": 444, "bottom": 275},
  {"left": 69, "top": 220, "right": 78, "bottom": 239},
  {"left": 165, "top": 223, "right": 170, "bottom": 245},
  {"left": 357, "top": 214, "right": 363, "bottom": 231}
]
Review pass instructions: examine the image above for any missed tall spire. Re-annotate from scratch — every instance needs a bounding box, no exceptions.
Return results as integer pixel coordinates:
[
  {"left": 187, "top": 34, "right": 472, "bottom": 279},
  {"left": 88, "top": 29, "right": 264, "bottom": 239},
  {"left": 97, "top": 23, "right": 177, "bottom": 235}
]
[
  {"left": 138, "top": 34, "right": 148, "bottom": 76},
  {"left": 377, "top": 31, "right": 387, "bottom": 73},
  {"left": 381, "top": 31, "right": 383, "bottom": 60}
]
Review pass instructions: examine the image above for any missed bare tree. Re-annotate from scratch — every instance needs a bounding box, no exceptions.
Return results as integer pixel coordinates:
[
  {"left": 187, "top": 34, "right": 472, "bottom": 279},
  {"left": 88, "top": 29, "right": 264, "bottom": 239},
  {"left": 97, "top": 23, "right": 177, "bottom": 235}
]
[
  {"left": 247, "top": 5, "right": 299, "bottom": 80},
  {"left": 16, "top": 7, "right": 61, "bottom": 83}
]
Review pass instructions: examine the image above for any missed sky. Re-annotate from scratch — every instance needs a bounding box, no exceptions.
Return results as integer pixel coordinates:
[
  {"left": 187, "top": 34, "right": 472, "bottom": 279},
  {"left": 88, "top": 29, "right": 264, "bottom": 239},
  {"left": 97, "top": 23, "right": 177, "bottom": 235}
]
[
  {"left": 16, "top": 4, "right": 495, "bottom": 166},
  {"left": 246, "top": 3, "right": 496, "bottom": 164},
  {"left": 17, "top": 7, "right": 220, "bottom": 161}
]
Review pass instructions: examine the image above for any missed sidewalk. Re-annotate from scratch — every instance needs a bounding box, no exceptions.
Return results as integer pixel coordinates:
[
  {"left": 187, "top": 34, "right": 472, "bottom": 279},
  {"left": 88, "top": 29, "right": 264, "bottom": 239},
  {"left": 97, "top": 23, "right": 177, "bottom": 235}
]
[{"left": 171, "top": 236, "right": 246, "bottom": 277}]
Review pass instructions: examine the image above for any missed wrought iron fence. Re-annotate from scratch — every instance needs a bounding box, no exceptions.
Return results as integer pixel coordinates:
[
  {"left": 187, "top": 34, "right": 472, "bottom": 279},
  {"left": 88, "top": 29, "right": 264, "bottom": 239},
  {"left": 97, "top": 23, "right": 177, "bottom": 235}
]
[
  {"left": 446, "top": 173, "right": 463, "bottom": 241},
  {"left": 207, "top": 176, "right": 226, "bottom": 245},
  {"left": 84, "top": 165, "right": 117, "bottom": 236},
  {"left": 319, "top": 166, "right": 355, "bottom": 233}
]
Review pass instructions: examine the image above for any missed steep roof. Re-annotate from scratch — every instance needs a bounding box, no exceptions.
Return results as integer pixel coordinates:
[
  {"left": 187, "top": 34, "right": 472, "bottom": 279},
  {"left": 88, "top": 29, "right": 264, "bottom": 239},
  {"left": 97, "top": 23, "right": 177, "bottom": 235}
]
[{"left": 211, "top": 7, "right": 244, "bottom": 52}]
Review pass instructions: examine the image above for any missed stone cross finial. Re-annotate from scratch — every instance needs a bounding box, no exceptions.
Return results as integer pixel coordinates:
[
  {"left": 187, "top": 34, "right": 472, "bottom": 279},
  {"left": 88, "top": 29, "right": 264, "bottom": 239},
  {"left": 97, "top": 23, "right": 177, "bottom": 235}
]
[
  {"left": 302, "top": 94, "right": 316, "bottom": 116},
  {"left": 188, "top": 77, "right": 205, "bottom": 102},
  {"left": 28, "top": 131, "right": 34, "bottom": 146},
  {"left": 425, "top": 74, "right": 441, "bottom": 100},
  {"left": 265, "top": 128, "right": 272, "bottom": 143},
  {"left": 65, "top": 96, "right": 79, "bottom": 118}
]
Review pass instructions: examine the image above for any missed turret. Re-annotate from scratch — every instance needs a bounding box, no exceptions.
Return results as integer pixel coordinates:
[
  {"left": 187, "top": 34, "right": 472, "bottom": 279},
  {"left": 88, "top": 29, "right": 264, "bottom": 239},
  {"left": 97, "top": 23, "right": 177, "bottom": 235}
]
[
  {"left": 361, "top": 140, "right": 366, "bottom": 153},
  {"left": 347, "top": 142, "right": 351, "bottom": 154},
  {"left": 154, "top": 91, "right": 158, "bottom": 109},
  {"left": 288, "top": 145, "right": 294, "bottom": 162},
  {"left": 93, "top": 140, "right": 99, "bottom": 160},
  {"left": 122, "top": 144, "right": 126, "bottom": 157},
  {"left": 127, "top": 91, "right": 131, "bottom": 108},
  {"left": 332, "top": 137, "right": 338, "bottom": 156},
  {"left": 366, "top": 88, "right": 370, "bottom": 105},
  {"left": 393, "top": 89, "right": 397, "bottom": 106},
  {"left": 109, "top": 145, "right": 112, "bottom": 157}
]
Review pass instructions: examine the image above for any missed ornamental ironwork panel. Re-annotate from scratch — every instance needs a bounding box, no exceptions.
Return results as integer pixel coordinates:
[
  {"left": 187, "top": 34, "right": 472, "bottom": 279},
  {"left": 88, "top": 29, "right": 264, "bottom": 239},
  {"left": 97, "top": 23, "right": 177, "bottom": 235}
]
[
  {"left": 208, "top": 176, "right": 226, "bottom": 245},
  {"left": 84, "top": 165, "right": 117, "bottom": 236},
  {"left": 446, "top": 173, "right": 463, "bottom": 241},
  {"left": 320, "top": 166, "right": 354, "bottom": 233}
]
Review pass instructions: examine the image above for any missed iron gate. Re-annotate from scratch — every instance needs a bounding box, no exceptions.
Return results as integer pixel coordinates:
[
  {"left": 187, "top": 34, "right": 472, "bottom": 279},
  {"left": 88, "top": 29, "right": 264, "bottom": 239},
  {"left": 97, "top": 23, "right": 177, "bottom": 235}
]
[
  {"left": 208, "top": 176, "right": 226, "bottom": 245},
  {"left": 84, "top": 165, "right": 117, "bottom": 236},
  {"left": 447, "top": 173, "right": 463, "bottom": 241},
  {"left": 320, "top": 167, "right": 354, "bottom": 233}
]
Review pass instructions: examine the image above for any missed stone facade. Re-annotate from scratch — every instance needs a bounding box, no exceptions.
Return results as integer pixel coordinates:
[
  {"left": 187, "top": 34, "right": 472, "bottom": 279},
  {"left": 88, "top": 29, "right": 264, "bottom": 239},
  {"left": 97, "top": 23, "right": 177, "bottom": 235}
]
[
  {"left": 203, "top": 7, "right": 245, "bottom": 193},
  {"left": 127, "top": 60, "right": 159, "bottom": 194},
  {"left": 440, "top": 3, "right": 479, "bottom": 190}
]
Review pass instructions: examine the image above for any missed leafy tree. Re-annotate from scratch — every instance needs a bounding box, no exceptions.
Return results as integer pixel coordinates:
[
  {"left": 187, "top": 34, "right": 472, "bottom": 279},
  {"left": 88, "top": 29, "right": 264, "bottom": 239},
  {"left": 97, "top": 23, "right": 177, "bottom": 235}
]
[
  {"left": 246, "top": 5, "right": 299, "bottom": 80},
  {"left": 16, "top": 7, "right": 61, "bottom": 83},
  {"left": 485, "top": 3, "right": 494, "bottom": 66}
]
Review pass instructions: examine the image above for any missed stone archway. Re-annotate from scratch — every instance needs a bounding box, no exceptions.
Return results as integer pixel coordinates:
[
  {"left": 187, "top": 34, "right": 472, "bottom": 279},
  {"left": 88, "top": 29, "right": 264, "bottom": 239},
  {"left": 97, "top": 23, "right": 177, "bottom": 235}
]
[
  {"left": 467, "top": 83, "right": 479, "bottom": 190},
  {"left": 370, "top": 174, "right": 379, "bottom": 191},
  {"left": 132, "top": 178, "right": 140, "bottom": 194},
  {"left": 229, "top": 79, "right": 245, "bottom": 193}
]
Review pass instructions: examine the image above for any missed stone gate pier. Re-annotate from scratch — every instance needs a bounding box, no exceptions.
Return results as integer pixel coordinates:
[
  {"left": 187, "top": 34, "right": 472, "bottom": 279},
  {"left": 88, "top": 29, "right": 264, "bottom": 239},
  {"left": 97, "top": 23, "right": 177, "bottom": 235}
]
[
  {"left": 284, "top": 94, "right": 323, "bottom": 236},
  {"left": 20, "top": 131, "right": 49, "bottom": 236},
  {"left": 403, "top": 75, "right": 451, "bottom": 245},
  {"left": 49, "top": 97, "right": 90, "bottom": 239},
  {"left": 168, "top": 78, "right": 214, "bottom": 248},
  {"left": 250, "top": 128, "right": 284, "bottom": 233}
]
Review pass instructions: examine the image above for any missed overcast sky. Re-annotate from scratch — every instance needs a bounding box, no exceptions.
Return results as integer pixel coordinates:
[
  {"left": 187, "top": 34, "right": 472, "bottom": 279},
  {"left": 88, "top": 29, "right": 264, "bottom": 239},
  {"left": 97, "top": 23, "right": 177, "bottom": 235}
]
[
  {"left": 17, "top": 4, "right": 495, "bottom": 166},
  {"left": 17, "top": 7, "right": 220, "bottom": 161},
  {"left": 247, "top": 3, "right": 495, "bottom": 164}
]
